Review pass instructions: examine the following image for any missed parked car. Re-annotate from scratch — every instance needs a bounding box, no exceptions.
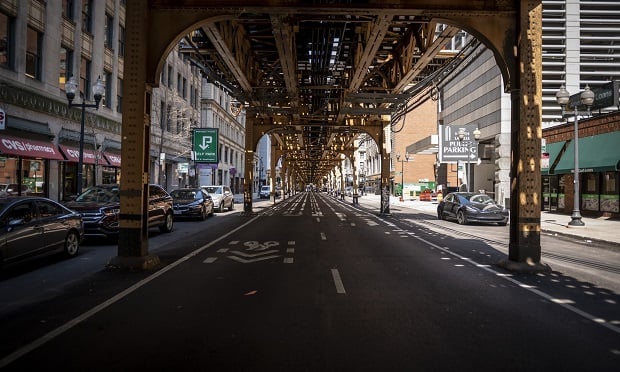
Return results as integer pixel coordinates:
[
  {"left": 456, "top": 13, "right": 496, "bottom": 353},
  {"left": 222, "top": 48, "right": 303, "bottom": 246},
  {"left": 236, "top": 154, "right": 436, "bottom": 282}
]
[
  {"left": 0, "top": 183, "right": 31, "bottom": 196},
  {"left": 202, "top": 185, "right": 234, "bottom": 212},
  {"left": 64, "top": 184, "right": 174, "bottom": 239},
  {"left": 437, "top": 192, "right": 509, "bottom": 226},
  {"left": 0, "top": 196, "right": 84, "bottom": 266},
  {"left": 170, "top": 187, "right": 214, "bottom": 220},
  {"left": 259, "top": 185, "right": 271, "bottom": 199}
]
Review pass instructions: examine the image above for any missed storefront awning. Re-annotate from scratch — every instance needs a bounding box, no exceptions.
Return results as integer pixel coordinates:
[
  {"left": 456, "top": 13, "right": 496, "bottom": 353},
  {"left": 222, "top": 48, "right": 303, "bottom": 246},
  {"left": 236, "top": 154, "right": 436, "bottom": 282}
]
[
  {"left": 552, "top": 132, "right": 620, "bottom": 174},
  {"left": 542, "top": 141, "right": 566, "bottom": 175},
  {"left": 59, "top": 145, "right": 108, "bottom": 165},
  {"left": 104, "top": 152, "right": 121, "bottom": 167},
  {"left": 0, "top": 135, "right": 65, "bottom": 160}
]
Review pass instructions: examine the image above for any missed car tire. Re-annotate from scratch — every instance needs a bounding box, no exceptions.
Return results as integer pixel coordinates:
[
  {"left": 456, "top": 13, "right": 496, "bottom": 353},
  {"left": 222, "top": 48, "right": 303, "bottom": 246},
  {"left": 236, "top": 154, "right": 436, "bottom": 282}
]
[
  {"left": 160, "top": 211, "right": 174, "bottom": 233},
  {"left": 437, "top": 210, "right": 444, "bottom": 220},
  {"left": 218, "top": 202, "right": 224, "bottom": 212},
  {"left": 457, "top": 210, "right": 467, "bottom": 225},
  {"left": 64, "top": 231, "right": 80, "bottom": 257},
  {"left": 199, "top": 206, "right": 207, "bottom": 221},
  {"left": 228, "top": 200, "right": 234, "bottom": 211}
]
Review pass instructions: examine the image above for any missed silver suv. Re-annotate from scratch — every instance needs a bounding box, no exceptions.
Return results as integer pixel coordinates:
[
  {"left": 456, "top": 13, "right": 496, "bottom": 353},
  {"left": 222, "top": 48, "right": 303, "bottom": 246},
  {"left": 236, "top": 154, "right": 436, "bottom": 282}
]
[{"left": 202, "top": 185, "right": 234, "bottom": 212}]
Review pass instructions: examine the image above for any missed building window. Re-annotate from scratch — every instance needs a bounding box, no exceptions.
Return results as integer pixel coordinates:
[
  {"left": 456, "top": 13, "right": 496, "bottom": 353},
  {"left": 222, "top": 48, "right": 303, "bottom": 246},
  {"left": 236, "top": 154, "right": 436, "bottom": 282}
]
[
  {"left": 102, "top": 71, "right": 112, "bottom": 108},
  {"left": 159, "top": 101, "right": 166, "bottom": 129},
  {"left": 25, "top": 27, "right": 42, "bottom": 80},
  {"left": 166, "top": 104, "right": 172, "bottom": 132},
  {"left": 182, "top": 78, "right": 187, "bottom": 99},
  {"left": 177, "top": 73, "right": 182, "bottom": 94},
  {"left": 62, "top": 0, "right": 74, "bottom": 20},
  {"left": 0, "top": 12, "right": 15, "bottom": 70},
  {"left": 167, "top": 65, "right": 173, "bottom": 88},
  {"left": 80, "top": 56, "right": 91, "bottom": 100},
  {"left": 59, "top": 46, "right": 73, "bottom": 91},
  {"left": 81, "top": 0, "right": 92, "bottom": 33},
  {"left": 104, "top": 14, "right": 114, "bottom": 49},
  {"left": 116, "top": 78, "right": 123, "bottom": 113},
  {"left": 118, "top": 25, "right": 125, "bottom": 58}
]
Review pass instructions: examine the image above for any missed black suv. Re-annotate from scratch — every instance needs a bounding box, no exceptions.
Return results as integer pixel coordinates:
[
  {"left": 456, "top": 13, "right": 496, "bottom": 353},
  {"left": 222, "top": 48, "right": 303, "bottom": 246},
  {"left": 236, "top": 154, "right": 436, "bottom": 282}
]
[{"left": 64, "top": 184, "right": 174, "bottom": 239}]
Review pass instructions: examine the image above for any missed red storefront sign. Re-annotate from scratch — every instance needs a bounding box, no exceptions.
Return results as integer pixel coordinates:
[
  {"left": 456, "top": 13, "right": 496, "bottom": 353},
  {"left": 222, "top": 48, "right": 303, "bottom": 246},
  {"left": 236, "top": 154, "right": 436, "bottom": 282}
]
[
  {"left": 0, "top": 135, "right": 65, "bottom": 160},
  {"left": 59, "top": 145, "right": 108, "bottom": 165},
  {"left": 103, "top": 152, "right": 121, "bottom": 167}
]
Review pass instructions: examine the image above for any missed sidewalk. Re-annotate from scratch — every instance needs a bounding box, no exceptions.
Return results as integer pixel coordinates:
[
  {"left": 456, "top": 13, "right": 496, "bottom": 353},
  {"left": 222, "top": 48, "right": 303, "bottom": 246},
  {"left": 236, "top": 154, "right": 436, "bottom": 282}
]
[{"left": 353, "top": 194, "right": 620, "bottom": 248}]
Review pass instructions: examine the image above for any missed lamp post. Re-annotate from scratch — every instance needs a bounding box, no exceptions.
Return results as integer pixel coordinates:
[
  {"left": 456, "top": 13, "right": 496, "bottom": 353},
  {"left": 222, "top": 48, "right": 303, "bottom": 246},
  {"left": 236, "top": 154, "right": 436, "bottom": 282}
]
[
  {"left": 65, "top": 75, "right": 105, "bottom": 196},
  {"left": 457, "top": 127, "right": 481, "bottom": 192},
  {"left": 396, "top": 152, "right": 410, "bottom": 201},
  {"left": 555, "top": 84, "right": 595, "bottom": 226}
]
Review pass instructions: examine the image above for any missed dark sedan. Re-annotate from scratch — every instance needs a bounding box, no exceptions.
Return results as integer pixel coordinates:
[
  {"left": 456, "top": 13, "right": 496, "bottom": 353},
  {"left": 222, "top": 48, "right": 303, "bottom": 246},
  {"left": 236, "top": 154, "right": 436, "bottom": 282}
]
[
  {"left": 170, "top": 188, "right": 214, "bottom": 220},
  {"left": 64, "top": 184, "right": 174, "bottom": 239},
  {"left": 0, "top": 196, "right": 84, "bottom": 266},
  {"left": 437, "top": 192, "right": 509, "bottom": 226}
]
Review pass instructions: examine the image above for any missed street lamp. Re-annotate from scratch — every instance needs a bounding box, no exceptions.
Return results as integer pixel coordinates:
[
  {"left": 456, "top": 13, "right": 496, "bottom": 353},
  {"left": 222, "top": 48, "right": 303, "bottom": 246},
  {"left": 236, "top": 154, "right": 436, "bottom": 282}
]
[
  {"left": 396, "top": 152, "right": 410, "bottom": 201},
  {"left": 66, "top": 75, "right": 105, "bottom": 196},
  {"left": 457, "top": 127, "right": 481, "bottom": 192},
  {"left": 555, "top": 84, "right": 595, "bottom": 226}
]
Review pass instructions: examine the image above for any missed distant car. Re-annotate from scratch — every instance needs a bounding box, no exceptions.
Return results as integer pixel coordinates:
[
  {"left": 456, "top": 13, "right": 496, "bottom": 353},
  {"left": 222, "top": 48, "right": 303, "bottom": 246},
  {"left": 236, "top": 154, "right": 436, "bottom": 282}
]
[
  {"left": 170, "top": 187, "right": 214, "bottom": 220},
  {"left": 259, "top": 185, "right": 271, "bottom": 199},
  {"left": 437, "top": 192, "right": 509, "bottom": 226},
  {"left": 0, "top": 196, "right": 84, "bottom": 266},
  {"left": 0, "top": 183, "right": 31, "bottom": 196},
  {"left": 64, "top": 184, "right": 174, "bottom": 239},
  {"left": 202, "top": 185, "right": 234, "bottom": 212}
]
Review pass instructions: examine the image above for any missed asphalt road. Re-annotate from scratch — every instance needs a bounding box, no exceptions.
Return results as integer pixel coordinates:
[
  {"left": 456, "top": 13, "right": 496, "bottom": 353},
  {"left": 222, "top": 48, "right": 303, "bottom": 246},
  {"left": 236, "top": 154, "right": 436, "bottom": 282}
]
[{"left": 0, "top": 192, "right": 618, "bottom": 371}]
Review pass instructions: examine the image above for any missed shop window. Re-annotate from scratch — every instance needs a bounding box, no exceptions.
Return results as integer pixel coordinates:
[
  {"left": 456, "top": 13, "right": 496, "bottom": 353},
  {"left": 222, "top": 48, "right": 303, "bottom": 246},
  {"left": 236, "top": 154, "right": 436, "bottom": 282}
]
[
  {"left": 582, "top": 173, "right": 599, "bottom": 211},
  {"left": 601, "top": 171, "right": 619, "bottom": 213}
]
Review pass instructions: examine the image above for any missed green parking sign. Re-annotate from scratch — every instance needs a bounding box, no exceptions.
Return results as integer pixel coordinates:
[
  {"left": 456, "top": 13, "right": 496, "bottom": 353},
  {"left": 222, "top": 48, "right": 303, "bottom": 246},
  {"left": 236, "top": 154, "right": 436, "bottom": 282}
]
[{"left": 193, "top": 128, "right": 219, "bottom": 163}]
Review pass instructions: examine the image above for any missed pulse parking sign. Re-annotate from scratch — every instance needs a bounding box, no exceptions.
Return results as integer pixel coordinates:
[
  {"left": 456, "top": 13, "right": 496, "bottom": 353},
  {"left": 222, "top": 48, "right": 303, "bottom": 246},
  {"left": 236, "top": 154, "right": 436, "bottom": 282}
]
[{"left": 193, "top": 128, "right": 219, "bottom": 163}]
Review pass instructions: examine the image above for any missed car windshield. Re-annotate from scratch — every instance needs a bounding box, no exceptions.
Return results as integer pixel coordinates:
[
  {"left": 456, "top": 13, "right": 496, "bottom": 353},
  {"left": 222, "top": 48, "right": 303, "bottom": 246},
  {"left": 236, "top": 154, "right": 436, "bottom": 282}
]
[
  {"left": 203, "top": 186, "right": 222, "bottom": 194},
  {"left": 75, "top": 186, "right": 120, "bottom": 203},
  {"left": 464, "top": 194, "right": 495, "bottom": 204},
  {"left": 170, "top": 190, "right": 199, "bottom": 199}
]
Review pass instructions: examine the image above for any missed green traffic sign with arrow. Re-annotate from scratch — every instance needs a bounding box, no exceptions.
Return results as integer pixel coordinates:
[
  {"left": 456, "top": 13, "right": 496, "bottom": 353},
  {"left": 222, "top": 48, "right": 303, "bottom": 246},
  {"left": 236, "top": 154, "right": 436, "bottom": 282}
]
[{"left": 193, "top": 128, "right": 219, "bottom": 163}]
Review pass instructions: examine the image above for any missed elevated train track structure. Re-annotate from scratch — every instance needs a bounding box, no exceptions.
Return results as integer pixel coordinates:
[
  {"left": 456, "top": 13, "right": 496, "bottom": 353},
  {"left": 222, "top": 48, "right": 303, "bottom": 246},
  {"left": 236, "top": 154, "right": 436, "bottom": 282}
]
[{"left": 115, "top": 1, "right": 545, "bottom": 272}]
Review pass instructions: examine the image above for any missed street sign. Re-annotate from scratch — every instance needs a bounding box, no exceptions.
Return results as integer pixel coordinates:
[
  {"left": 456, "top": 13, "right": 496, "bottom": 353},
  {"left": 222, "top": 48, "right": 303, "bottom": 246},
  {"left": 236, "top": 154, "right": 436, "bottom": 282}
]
[
  {"left": 193, "top": 128, "right": 219, "bottom": 163},
  {"left": 439, "top": 124, "right": 479, "bottom": 163}
]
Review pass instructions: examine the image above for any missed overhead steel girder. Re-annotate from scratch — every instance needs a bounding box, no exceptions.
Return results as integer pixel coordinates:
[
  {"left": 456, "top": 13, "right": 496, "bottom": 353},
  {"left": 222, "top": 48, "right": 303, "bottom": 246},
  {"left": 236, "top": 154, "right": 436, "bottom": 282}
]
[{"left": 121, "top": 1, "right": 542, "bottom": 270}]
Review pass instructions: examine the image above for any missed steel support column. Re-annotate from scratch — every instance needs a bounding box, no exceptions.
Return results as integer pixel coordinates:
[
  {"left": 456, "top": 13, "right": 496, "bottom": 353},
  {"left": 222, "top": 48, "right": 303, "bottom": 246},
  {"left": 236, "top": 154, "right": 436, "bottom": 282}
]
[
  {"left": 109, "top": 0, "right": 159, "bottom": 270},
  {"left": 505, "top": 0, "right": 546, "bottom": 270}
]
